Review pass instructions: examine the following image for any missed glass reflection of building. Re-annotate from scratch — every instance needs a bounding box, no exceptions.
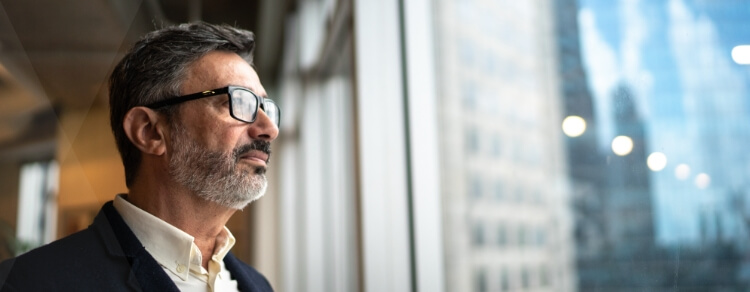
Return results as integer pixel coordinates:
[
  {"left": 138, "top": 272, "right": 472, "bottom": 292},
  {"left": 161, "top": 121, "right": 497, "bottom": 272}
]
[
  {"left": 435, "top": 0, "right": 576, "bottom": 291},
  {"left": 552, "top": 0, "right": 607, "bottom": 263},
  {"left": 571, "top": 0, "right": 750, "bottom": 289}
]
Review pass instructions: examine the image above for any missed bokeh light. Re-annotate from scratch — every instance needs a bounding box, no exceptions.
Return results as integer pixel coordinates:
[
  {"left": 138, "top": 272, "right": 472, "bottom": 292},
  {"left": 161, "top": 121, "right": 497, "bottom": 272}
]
[
  {"left": 647, "top": 152, "right": 667, "bottom": 171},
  {"left": 562, "top": 116, "right": 587, "bottom": 137},
  {"left": 695, "top": 173, "right": 711, "bottom": 189},
  {"left": 611, "top": 136, "right": 633, "bottom": 156},
  {"left": 732, "top": 45, "right": 750, "bottom": 65},
  {"left": 674, "top": 164, "right": 690, "bottom": 180}
]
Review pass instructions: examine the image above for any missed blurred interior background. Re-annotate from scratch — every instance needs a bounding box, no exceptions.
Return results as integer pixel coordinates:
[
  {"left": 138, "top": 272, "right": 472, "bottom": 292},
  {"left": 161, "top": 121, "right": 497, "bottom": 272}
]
[{"left": 1, "top": 0, "right": 750, "bottom": 291}]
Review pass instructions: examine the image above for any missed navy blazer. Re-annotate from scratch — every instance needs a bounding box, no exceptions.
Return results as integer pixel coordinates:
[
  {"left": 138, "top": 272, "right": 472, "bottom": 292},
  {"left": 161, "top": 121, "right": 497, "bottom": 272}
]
[{"left": 0, "top": 201, "right": 273, "bottom": 292}]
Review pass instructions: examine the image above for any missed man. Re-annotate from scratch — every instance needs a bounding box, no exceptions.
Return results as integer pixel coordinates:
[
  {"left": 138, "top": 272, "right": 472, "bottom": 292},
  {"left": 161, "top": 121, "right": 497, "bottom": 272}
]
[{"left": 0, "top": 22, "right": 278, "bottom": 291}]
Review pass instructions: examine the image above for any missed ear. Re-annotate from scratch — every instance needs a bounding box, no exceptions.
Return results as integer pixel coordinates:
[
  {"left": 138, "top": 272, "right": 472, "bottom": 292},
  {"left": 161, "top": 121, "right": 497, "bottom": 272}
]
[{"left": 123, "top": 106, "right": 168, "bottom": 156}]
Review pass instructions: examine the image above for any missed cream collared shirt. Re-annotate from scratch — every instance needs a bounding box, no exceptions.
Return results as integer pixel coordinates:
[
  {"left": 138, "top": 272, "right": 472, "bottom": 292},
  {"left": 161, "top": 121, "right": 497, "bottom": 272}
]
[{"left": 113, "top": 195, "right": 240, "bottom": 292}]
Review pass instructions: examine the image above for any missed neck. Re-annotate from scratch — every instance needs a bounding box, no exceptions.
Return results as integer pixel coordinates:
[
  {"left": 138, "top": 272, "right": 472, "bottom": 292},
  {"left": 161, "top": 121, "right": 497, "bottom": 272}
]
[{"left": 126, "top": 180, "right": 236, "bottom": 269}]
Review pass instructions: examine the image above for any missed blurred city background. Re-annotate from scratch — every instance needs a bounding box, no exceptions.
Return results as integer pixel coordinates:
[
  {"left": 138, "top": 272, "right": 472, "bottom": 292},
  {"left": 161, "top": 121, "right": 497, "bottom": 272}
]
[{"left": 1, "top": 0, "right": 749, "bottom": 291}]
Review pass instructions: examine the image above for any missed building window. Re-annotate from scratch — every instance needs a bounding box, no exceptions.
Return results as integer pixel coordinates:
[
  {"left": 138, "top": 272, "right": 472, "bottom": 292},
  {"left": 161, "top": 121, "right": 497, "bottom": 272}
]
[
  {"left": 470, "top": 176, "right": 483, "bottom": 200},
  {"left": 494, "top": 180, "right": 504, "bottom": 200},
  {"left": 459, "top": 39, "right": 476, "bottom": 68},
  {"left": 515, "top": 186, "right": 525, "bottom": 203},
  {"left": 521, "top": 267, "right": 531, "bottom": 289},
  {"left": 517, "top": 225, "right": 526, "bottom": 247},
  {"left": 472, "top": 222, "right": 485, "bottom": 247},
  {"left": 536, "top": 227, "right": 546, "bottom": 247},
  {"left": 475, "top": 267, "right": 488, "bottom": 292},
  {"left": 497, "top": 224, "right": 507, "bottom": 247},
  {"left": 491, "top": 134, "right": 502, "bottom": 158},
  {"left": 540, "top": 265, "right": 551, "bottom": 287},
  {"left": 466, "top": 127, "right": 480, "bottom": 154},
  {"left": 463, "top": 82, "right": 477, "bottom": 110},
  {"left": 500, "top": 268, "right": 511, "bottom": 291}
]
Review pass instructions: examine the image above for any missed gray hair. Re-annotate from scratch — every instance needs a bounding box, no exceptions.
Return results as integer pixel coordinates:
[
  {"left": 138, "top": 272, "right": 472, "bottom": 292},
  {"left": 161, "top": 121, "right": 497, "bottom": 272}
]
[{"left": 108, "top": 22, "right": 256, "bottom": 187}]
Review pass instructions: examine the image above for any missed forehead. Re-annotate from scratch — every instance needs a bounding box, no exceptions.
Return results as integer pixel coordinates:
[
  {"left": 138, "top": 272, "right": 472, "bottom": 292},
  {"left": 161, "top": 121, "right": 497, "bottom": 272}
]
[{"left": 181, "top": 50, "right": 265, "bottom": 96}]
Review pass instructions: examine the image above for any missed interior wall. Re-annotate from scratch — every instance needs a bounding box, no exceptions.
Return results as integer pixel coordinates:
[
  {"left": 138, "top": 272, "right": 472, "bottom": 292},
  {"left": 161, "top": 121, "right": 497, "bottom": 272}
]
[{"left": 56, "top": 105, "right": 127, "bottom": 237}]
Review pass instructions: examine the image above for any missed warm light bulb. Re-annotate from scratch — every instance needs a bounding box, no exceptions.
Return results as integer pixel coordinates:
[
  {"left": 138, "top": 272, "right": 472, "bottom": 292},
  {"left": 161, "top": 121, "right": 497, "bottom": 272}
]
[
  {"left": 611, "top": 136, "right": 633, "bottom": 156},
  {"left": 562, "top": 116, "right": 587, "bottom": 137}
]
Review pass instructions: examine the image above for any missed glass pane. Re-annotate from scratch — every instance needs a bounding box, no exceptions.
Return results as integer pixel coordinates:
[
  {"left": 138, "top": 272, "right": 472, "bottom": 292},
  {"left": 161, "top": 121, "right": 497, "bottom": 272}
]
[{"left": 435, "top": 0, "right": 750, "bottom": 290}]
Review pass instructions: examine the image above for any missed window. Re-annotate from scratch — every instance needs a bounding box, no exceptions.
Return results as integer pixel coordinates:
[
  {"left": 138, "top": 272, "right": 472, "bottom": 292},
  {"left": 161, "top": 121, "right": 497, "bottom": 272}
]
[
  {"left": 517, "top": 225, "right": 526, "bottom": 248},
  {"left": 540, "top": 265, "right": 551, "bottom": 287},
  {"left": 493, "top": 180, "right": 503, "bottom": 201},
  {"left": 500, "top": 268, "right": 510, "bottom": 291},
  {"left": 520, "top": 267, "right": 531, "bottom": 289},
  {"left": 535, "top": 227, "right": 546, "bottom": 247},
  {"left": 466, "top": 127, "right": 480, "bottom": 154},
  {"left": 469, "top": 175, "right": 483, "bottom": 199},
  {"left": 472, "top": 222, "right": 486, "bottom": 247},
  {"left": 458, "top": 39, "right": 476, "bottom": 68},
  {"left": 463, "top": 82, "right": 477, "bottom": 110},
  {"left": 271, "top": 0, "right": 750, "bottom": 291},
  {"left": 475, "top": 268, "right": 488, "bottom": 292},
  {"left": 496, "top": 224, "right": 507, "bottom": 247},
  {"left": 490, "top": 134, "right": 502, "bottom": 158},
  {"left": 16, "top": 160, "right": 58, "bottom": 253}
]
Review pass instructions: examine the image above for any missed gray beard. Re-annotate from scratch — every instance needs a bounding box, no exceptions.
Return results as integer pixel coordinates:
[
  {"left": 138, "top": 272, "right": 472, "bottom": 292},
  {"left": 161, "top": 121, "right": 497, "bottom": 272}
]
[{"left": 167, "top": 124, "right": 267, "bottom": 210}]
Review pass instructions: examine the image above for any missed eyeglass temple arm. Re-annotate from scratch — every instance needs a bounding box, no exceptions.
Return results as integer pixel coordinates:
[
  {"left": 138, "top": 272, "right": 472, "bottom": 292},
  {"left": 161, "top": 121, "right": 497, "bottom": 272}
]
[{"left": 145, "top": 87, "right": 231, "bottom": 109}]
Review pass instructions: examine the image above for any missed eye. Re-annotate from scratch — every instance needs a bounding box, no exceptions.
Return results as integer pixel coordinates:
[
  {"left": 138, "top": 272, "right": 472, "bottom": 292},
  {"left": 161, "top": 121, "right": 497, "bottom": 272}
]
[{"left": 217, "top": 95, "right": 230, "bottom": 107}]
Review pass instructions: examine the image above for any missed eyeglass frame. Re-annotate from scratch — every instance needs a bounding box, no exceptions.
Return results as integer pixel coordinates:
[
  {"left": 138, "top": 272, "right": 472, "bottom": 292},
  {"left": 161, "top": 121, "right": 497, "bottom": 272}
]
[{"left": 144, "top": 85, "right": 280, "bottom": 127}]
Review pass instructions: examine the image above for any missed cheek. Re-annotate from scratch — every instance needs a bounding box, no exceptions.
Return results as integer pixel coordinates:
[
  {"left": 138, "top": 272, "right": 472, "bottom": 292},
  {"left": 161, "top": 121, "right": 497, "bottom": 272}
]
[
  {"left": 182, "top": 105, "right": 248, "bottom": 149},
  {"left": 201, "top": 124, "right": 248, "bottom": 151}
]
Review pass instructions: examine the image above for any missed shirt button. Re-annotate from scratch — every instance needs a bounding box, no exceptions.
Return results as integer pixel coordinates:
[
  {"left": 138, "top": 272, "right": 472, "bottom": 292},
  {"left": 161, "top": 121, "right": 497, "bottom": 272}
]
[{"left": 177, "top": 264, "right": 186, "bottom": 273}]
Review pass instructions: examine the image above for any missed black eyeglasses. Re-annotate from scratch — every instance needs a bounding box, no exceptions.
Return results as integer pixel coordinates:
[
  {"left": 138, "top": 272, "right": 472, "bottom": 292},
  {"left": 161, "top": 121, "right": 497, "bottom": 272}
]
[{"left": 145, "top": 86, "right": 280, "bottom": 127}]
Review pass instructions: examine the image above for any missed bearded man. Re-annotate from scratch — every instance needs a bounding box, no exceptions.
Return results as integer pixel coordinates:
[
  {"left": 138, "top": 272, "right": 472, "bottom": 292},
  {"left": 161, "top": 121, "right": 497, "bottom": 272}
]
[{"left": 0, "top": 22, "right": 278, "bottom": 292}]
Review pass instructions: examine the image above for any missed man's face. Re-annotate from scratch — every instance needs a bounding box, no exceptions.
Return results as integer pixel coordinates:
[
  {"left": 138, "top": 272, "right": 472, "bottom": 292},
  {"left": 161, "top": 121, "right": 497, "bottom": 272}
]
[{"left": 166, "top": 51, "right": 279, "bottom": 209}]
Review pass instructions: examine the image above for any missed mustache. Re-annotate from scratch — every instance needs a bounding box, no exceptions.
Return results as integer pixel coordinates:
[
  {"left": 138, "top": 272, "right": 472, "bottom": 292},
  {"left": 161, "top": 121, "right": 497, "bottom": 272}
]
[{"left": 233, "top": 140, "right": 272, "bottom": 162}]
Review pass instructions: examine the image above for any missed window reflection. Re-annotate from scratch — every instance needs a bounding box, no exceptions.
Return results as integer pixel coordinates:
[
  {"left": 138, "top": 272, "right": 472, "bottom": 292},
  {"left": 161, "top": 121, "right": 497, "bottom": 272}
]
[{"left": 439, "top": 0, "right": 750, "bottom": 290}]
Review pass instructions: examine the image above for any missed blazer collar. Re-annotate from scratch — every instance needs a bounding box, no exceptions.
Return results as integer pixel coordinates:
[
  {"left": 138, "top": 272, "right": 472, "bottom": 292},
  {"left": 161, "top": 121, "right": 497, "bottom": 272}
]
[{"left": 93, "top": 201, "right": 266, "bottom": 292}]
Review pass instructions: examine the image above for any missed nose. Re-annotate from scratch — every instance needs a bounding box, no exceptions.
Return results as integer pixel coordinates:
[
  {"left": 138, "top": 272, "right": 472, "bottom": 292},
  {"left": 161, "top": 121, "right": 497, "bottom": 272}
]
[{"left": 248, "top": 107, "right": 279, "bottom": 142}]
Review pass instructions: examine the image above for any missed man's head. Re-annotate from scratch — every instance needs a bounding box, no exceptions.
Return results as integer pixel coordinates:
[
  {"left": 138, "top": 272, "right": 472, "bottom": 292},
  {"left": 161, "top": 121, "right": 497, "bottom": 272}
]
[{"left": 109, "top": 22, "right": 279, "bottom": 209}]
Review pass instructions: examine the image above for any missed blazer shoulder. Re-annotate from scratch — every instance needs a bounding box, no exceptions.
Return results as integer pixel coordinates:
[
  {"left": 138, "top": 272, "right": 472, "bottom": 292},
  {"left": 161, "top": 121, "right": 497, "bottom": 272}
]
[
  {"left": 224, "top": 252, "right": 274, "bottom": 292},
  {"left": 1, "top": 203, "right": 138, "bottom": 291},
  {"left": 0, "top": 227, "right": 110, "bottom": 291},
  {"left": 6, "top": 226, "right": 102, "bottom": 269}
]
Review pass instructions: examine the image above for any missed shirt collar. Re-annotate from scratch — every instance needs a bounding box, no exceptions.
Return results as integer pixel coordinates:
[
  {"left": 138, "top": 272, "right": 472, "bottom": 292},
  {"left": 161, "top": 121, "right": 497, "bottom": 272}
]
[{"left": 113, "top": 195, "right": 236, "bottom": 281}]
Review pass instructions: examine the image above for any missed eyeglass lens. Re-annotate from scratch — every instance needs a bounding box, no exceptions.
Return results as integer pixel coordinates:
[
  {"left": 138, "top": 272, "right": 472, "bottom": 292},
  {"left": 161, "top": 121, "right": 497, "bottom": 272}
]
[
  {"left": 230, "top": 88, "right": 279, "bottom": 126},
  {"left": 262, "top": 100, "right": 279, "bottom": 127}
]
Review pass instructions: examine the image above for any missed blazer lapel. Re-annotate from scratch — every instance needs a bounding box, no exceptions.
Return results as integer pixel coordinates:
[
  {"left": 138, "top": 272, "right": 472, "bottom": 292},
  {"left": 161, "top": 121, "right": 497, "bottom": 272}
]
[{"left": 93, "top": 201, "right": 181, "bottom": 292}]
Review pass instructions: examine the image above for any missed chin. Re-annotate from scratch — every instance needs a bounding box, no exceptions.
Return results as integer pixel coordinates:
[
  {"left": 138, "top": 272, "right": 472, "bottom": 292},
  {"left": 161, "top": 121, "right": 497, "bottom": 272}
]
[{"left": 231, "top": 192, "right": 266, "bottom": 210}]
